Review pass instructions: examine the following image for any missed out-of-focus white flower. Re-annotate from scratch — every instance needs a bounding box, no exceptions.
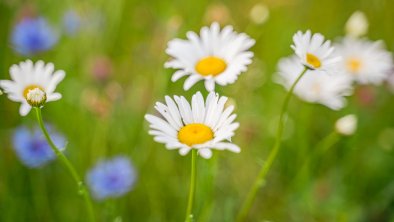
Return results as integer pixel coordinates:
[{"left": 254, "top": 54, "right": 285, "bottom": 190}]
[
  {"left": 345, "top": 11, "right": 368, "bottom": 38},
  {"left": 276, "top": 56, "right": 353, "bottom": 110},
  {"left": 145, "top": 91, "right": 240, "bottom": 159},
  {"left": 0, "top": 60, "right": 65, "bottom": 116},
  {"left": 249, "top": 3, "right": 270, "bottom": 24},
  {"left": 165, "top": 22, "right": 255, "bottom": 91},
  {"left": 335, "top": 37, "right": 393, "bottom": 85},
  {"left": 335, "top": 114, "right": 357, "bottom": 136},
  {"left": 292, "top": 30, "right": 341, "bottom": 71}
]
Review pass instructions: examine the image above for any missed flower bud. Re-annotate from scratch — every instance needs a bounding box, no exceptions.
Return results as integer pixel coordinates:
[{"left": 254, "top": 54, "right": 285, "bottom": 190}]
[
  {"left": 335, "top": 114, "right": 357, "bottom": 136},
  {"left": 26, "top": 87, "right": 46, "bottom": 107},
  {"left": 345, "top": 11, "right": 368, "bottom": 38},
  {"left": 249, "top": 3, "right": 270, "bottom": 25}
]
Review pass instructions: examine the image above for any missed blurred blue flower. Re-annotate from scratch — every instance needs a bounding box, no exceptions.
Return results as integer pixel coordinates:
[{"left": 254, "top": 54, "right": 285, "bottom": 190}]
[
  {"left": 86, "top": 156, "right": 136, "bottom": 200},
  {"left": 11, "top": 17, "right": 58, "bottom": 55},
  {"left": 12, "top": 126, "right": 66, "bottom": 168},
  {"left": 63, "top": 10, "right": 81, "bottom": 36}
]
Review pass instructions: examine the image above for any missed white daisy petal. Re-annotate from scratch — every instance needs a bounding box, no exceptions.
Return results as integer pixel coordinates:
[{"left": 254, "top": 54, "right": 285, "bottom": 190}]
[
  {"left": 204, "top": 79, "right": 215, "bottom": 92},
  {"left": 208, "top": 95, "right": 227, "bottom": 128},
  {"left": 165, "top": 96, "right": 184, "bottom": 128},
  {"left": 19, "top": 103, "right": 32, "bottom": 116},
  {"left": 154, "top": 102, "right": 181, "bottom": 130},
  {"left": 46, "top": 70, "right": 65, "bottom": 93},
  {"left": 192, "top": 92, "right": 205, "bottom": 123},
  {"left": 213, "top": 142, "right": 241, "bottom": 153},
  {"left": 42, "top": 62, "right": 55, "bottom": 83},
  {"left": 171, "top": 70, "right": 189, "bottom": 82},
  {"left": 174, "top": 96, "right": 193, "bottom": 125},
  {"left": 184, "top": 75, "right": 202, "bottom": 91},
  {"left": 46, "top": 92, "right": 62, "bottom": 102},
  {"left": 145, "top": 114, "right": 178, "bottom": 137},
  {"left": 9, "top": 65, "right": 24, "bottom": 84},
  {"left": 204, "top": 92, "right": 219, "bottom": 127},
  {"left": 179, "top": 147, "right": 191, "bottom": 156},
  {"left": 0, "top": 80, "right": 18, "bottom": 93},
  {"left": 214, "top": 105, "right": 235, "bottom": 131},
  {"left": 198, "top": 148, "right": 212, "bottom": 159}
]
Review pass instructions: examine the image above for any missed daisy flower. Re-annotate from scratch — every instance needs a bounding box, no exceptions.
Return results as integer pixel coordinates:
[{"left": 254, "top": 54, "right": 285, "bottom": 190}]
[
  {"left": 11, "top": 17, "right": 58, "bottom": 56},
  {"left": 335, "top": 37, "right": 393, "bottom": 85},
  {"left": 0, "top": 60, "right": 65, "bottom": 116},
  {"left": 145, "top": 91, "right": 240, "bottom": 159},
  {"left": 276, "top": 56, "right": 353, "bottom": 110},
  {"left": 165, "top": 22, "right": 255, "bottom": 91},
  {"left": 12, "top": 125, "right": 66, "bottom": 168},
  {"left": 291, "top": 30, "right": 341, "bottom": 71},
  {"left": 86, "top": 156, "right": 136, "bottom": 200}
]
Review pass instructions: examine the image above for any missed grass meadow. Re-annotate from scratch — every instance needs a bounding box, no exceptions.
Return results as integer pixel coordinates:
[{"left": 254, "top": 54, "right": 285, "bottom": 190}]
[{"left": 0, "top": 0, "right": 393, "bottom": 221}]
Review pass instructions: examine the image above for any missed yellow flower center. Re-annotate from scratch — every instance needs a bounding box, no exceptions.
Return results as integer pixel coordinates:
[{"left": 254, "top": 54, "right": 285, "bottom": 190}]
[
  {"left": 178, "top": 123, "right": 214, "bottom": 146},
  {"left": 346, "top": 58, "right": 362, "bottom": 73},
  {"left": 195, "top": 56, "right": 227, "bottom": 76},
  {"left": 23, "top": 85, "right": 44, "bottom": 99},
  {"left": 306, "top": 53, "right": 321, "bottom": 69}
]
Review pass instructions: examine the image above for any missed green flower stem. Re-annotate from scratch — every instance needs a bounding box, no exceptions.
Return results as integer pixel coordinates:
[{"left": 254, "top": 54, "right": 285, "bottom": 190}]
[
  {"left": 185, "top": 149, "right": 198, "bottom": 222},
  {"left": 236, "top": 67, "right": 308, "bottom": 222},
  {"left": 34, "top": 107, "right": 96, "bottom": 222},
  {"left": 294, "top": 131, "right": 340, "bottom": 187},
  {"left": 316, "top": 131, "right": 340, "bottom": 155}
]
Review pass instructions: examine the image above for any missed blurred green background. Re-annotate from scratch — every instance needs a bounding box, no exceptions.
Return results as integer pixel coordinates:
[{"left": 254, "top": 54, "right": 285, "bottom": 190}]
[{"left": 0, "top": 0, "right": 394, "bottom": 221}]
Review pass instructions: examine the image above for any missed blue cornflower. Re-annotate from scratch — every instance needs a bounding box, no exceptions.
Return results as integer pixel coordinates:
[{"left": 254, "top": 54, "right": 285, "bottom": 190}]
[
  {"left": 86, "top": 156, "right": 137, "bottom": 200},
  {"left": 11, "top": 17, "right": 58, "bottom": 55},
  {"left": 63, "top": 10, "right": 81, "bottom": 36},
  {"left": 12, "top": 126, "right": 66, "bottom": 168}
]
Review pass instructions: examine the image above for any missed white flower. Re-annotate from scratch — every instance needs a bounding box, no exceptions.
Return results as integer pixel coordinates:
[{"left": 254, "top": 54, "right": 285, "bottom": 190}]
[
  {"left": 276, "top": 56, "right": 353, "bottom": 110},
  {"left": 345, "top": 11, "right": 368, "bottom": 38},
  {"left": 165, "top": 22, "right": 255, "bottom": 91},
  {"left": 335, "top": 37, "right": 393, "bottom": 85},
  {"left": 0, "top": 60, "right": 65, "bottom": 116},
  {"left": 335, "top": 114, "right": 357, "bottom": 136},
  {"left": 291, "top": 30, "right": 341, "bottom": 71},
  {"left": 145, "top": 91, "right": 240, "bottom": 159}
]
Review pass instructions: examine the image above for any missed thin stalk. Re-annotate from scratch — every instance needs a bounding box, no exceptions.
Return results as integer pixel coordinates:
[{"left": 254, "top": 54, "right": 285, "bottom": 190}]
[
  {"left": 316, "top": 131, "right": 340, "bottom": 155},
  {"left": 185, "top": 149, "right": 198, "bottom": 222},
  {"left": 34, "top": 107, "right": 95, "bottom": 222},
  {"left": 293, "top": 131, "right": 340, "bottom": 187},
  {"left": 236, "top": 67, "right": 308, "bottom": 222}
]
